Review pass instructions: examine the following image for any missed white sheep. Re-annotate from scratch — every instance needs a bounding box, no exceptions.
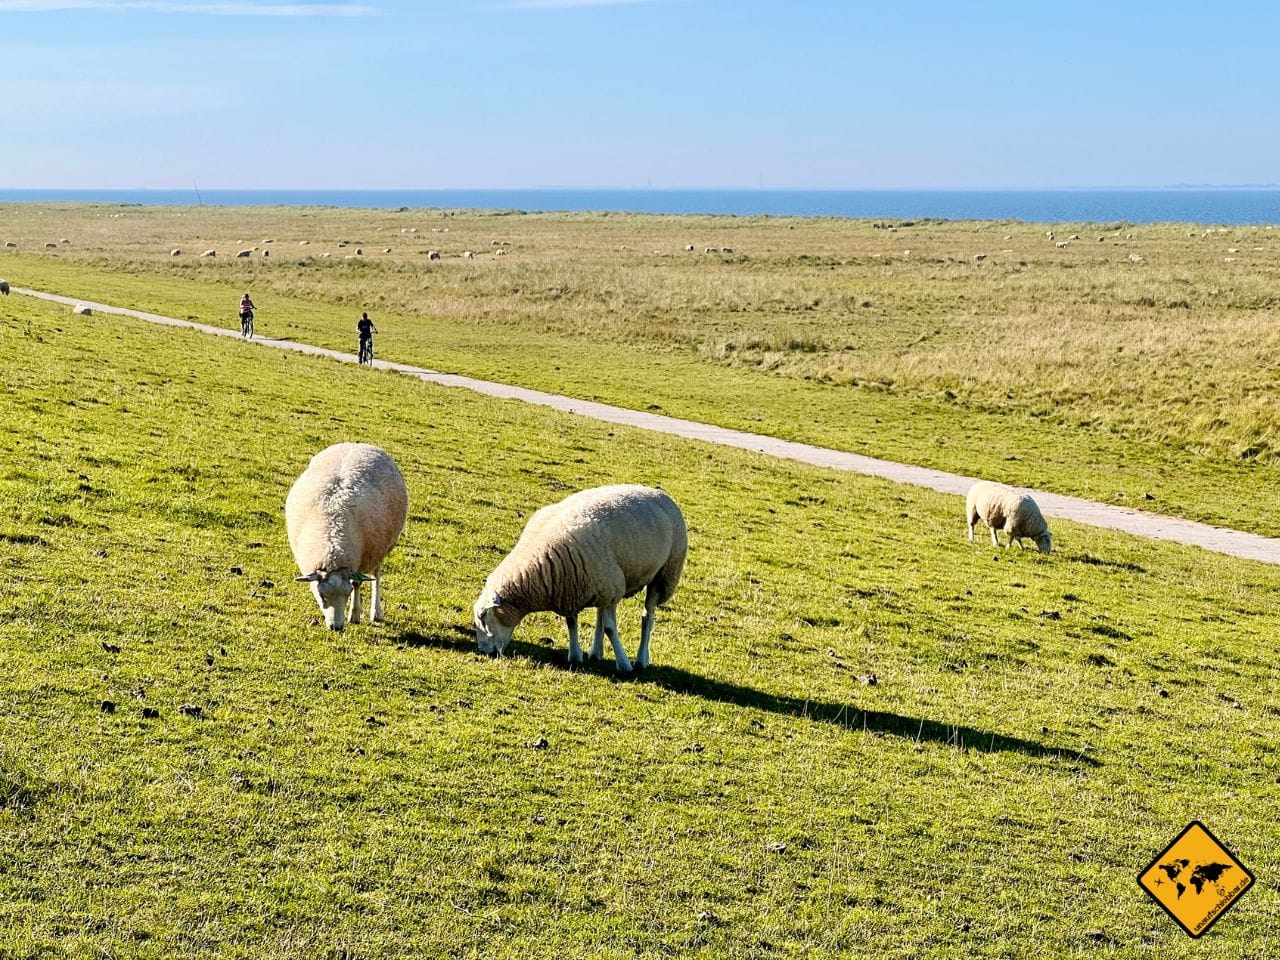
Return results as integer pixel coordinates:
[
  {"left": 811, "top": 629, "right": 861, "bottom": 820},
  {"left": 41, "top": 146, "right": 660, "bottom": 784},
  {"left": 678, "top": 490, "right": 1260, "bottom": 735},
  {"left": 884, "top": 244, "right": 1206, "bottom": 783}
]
[
  {"left": 236, "top": 249, "right": 253, "bottom": 258},
  {"left": 474, "top": 484, "right": 687, "bottom": 672},
  {"left": 966, "top": 481, "right": 1052, "bottom": 553},
  {"left": 201, "top": 249, "right": 216, "bottom": 257},
  {"left": 285, "top": 443, "right": 409, "bottom": 631},
  {"left": 3, "top": 242, "right": 16, "bottom": 249}
]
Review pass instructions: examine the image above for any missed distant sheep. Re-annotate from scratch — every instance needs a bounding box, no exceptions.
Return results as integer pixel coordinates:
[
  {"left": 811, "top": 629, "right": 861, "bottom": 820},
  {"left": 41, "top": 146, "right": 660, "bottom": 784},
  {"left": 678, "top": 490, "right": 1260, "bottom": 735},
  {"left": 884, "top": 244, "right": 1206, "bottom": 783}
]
[
  {"left": 299, "top": 240, "right": 310, "bottom": 246},
  {"left": 285, "top": 442, "right": 409, "bottom": 631},
  {"left": 474, "top": 484, "right": 687, "bottom": 672},
  {"left": 1045, "top": 231, "right": 1055, "bottom": 240},
  {"left": 201, "top": 249, "right": 216, "bottom": 257},
  {"left": 44, "top": 242, "right": 58, "bottom": 249},
  {"left": 463, "top": 251, "right": 474, "bottom": 259},
  {"left": 72, "top": 304, "right": 92, "bottom": 316},
  {"left": 0, "top": 279, "right": 9, "bottom": 295},
  {"left": 1128, "top": 253, "right": 1144, "bottom": 262},
  {"left": 59, "top": 238, "right": 70, "bottom": 245},
  {"left": 171, "top": 248, "right": 181, "bottom": 256},
  {"left": 704, "top": 247, "right": 717, "bottom": 254},
  {"left": 261, "top": 249, "right": 270, "bottom": 258},
  {"left": 966, "top": 481, "right": 1052, "bottom": 553},
  {"left": 355, "top": 248, "right": 363, "bottom": 256},
  {"left": 1055, "top": 241, "right": 1070, "bottom": 249},
  {"left": 685, "top": 244, "right": 695, "bottom": 251},
  {"left": 491, "top": 240, "right": 502, "bottom": 246},
  {"left": 236, "top": 249, "right": 253, "bottom": 258},
  {"left": 427, "top": 250, "right": 441, "bottom": 260},
  {"left": 495, "top": 248, "right": 507, "bottom": 256},
  {"left": 973, "top": 253, "right": 987, "bottom": 263},
  {"left": 3, "top": 241, "right": 16, "bottom": 249},
  {"left": 383, "top": 247, "right": 392, "bottom": 253},
  {"left": 721, "top": 246, "right": 733, "bottom": 253}
]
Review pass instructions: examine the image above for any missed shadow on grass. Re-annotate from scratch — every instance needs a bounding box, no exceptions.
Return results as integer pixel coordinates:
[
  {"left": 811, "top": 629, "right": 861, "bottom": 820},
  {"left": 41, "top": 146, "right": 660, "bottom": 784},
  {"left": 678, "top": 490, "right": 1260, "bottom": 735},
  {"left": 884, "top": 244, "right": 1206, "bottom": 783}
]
[{"left": 397, "top": 627, "right": 1093, "bottom": 764}]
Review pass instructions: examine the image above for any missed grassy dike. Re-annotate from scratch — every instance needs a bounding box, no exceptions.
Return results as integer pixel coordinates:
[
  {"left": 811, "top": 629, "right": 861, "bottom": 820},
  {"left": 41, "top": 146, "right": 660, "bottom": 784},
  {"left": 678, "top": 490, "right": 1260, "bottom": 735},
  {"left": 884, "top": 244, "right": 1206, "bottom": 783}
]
[
  {"left": 8, "top": 253, "right": 1280, "bottom": 541},
  {"left": 1, "top": 294, "right": 1279, "bottom": 957}
]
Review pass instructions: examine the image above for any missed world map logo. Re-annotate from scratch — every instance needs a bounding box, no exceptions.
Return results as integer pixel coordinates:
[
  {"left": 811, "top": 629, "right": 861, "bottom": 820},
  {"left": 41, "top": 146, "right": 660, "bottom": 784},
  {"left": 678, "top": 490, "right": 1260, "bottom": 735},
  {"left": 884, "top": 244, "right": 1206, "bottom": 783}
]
[{"left": 1139, "top": 822, "right": 1253, "bottom": 938}]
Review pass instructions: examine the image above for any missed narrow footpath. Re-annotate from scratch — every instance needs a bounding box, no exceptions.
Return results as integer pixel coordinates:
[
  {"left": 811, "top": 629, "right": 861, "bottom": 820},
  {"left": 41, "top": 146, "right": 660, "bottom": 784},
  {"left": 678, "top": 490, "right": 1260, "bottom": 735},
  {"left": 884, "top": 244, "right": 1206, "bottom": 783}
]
[{"left": 19, "top": 286, "right": 1280, "bottom": 566}]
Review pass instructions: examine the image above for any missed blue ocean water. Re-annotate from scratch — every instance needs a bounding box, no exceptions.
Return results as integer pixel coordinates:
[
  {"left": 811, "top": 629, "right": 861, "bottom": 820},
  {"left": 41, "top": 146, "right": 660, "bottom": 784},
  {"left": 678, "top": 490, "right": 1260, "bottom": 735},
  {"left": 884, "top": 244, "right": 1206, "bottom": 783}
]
[{"left": 2, "top": 188, "right": 1280, "bottom": 224}]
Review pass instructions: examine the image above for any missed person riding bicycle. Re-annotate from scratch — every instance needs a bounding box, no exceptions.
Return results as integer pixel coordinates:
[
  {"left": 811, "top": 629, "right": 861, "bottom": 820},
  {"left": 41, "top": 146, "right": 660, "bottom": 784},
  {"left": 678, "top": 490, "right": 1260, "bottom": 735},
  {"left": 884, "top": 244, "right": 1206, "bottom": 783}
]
[
  {"left": 239, "top": 293, "right": 256, "bottom": 338},
  {"left": 357, "top": 311, "right": 377, "bottom": 363}
]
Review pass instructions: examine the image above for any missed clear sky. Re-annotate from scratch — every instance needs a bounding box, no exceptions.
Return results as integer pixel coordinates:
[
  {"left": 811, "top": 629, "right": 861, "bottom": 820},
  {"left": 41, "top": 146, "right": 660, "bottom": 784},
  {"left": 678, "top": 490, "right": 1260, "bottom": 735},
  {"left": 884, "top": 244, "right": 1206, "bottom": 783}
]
[{"left": 3, "top": 0, "right": 1279, "bottom": 190}]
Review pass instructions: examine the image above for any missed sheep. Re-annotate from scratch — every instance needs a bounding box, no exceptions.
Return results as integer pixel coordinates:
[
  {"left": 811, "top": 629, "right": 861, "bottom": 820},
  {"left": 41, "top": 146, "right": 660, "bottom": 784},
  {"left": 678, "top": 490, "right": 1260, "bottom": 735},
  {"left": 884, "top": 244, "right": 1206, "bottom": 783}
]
[
  {"left": 474, "top": 484, "right": 687, "bottom": 672},
  {"left": 44, "top": 242, "right": 58, "bottom": 249},
  {"left": 685, "top": 244, "right": 695, "bottom": 251},
  {"left": 3, "top": 241, "right": 16, "bottom": 248},
  {"left": 201, "top": 249, "right": 216, "bottom": 257},
  {"left": 299, "top": 240, "right": 310, "bottom": 246},
  {"left": 72, "top": 304, "right": 92, "bottom": 315},
  {"left": 285, "top": 442, "right": 409, "bottom": 631},
  {"left": 973, "top": 253, "right": 987, "bottom": 263},
  {"left": 1055, "top": 241, "right": 1070, "bottom": 249},
  {"left": 171, "top": 248, "right": 181, "bottom": 256},
  {"left": 236, "top": 249, "right": 253, "bottom": 258},
  {"left": 720, "top": 246, "right": 733, "bottom": 253},
  {"left": 463, "top": 250, "right": 474, "bottom": 259},
  {"left": 495, "top": 248, "right": 507, "bottom": 256},
  {"left": 0, "top": 279, "right": 9, "bottom": 295},
  {"left": 382, "top": 247, "right": 392, "bottom": 253},
  {"left": 261, "top": 249, "right": 270, "bottom": 258},
  {"left": 427, "top": 250, "right": 441, "bottom": 260},
  {"left": 966, "top": 481, "right": 1052, "bottom": 553}
]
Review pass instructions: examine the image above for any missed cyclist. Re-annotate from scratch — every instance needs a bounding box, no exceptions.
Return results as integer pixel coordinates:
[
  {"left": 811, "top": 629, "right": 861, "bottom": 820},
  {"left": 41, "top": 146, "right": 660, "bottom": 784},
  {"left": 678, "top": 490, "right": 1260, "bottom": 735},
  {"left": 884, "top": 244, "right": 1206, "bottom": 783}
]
[
  {"left": 357, "top": 311, "right": 378, "bottom": 364},
  {"left": 238, "top": 293, "right": 256, "bottom": 338}
]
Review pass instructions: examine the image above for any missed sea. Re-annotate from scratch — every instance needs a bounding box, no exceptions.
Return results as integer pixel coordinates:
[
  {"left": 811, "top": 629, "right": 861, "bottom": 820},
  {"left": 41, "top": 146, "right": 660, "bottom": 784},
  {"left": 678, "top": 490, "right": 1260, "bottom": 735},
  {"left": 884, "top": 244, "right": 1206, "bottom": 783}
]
[{"left": 3, "top": 188, "right": 1280, "bottom": 225}]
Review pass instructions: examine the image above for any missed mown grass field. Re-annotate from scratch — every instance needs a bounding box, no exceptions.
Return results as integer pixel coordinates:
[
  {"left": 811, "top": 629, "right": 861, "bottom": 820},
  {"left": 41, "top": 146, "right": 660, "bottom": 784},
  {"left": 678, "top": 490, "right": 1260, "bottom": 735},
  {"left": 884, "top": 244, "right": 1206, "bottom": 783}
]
[
  {"left": 2, "top": 287, "right": 1279, "bottom": 957},
  {"left": 4, "top": 203, "right": 1280, "bottom": 538}
]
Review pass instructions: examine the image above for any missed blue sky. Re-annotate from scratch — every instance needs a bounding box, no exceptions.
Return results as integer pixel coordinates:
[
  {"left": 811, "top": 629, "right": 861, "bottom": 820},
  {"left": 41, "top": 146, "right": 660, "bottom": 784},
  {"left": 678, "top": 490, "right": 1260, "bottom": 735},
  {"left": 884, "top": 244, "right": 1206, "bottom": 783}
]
[{"left": 3, "top": 0, "right": 1279, "bottom": 189}]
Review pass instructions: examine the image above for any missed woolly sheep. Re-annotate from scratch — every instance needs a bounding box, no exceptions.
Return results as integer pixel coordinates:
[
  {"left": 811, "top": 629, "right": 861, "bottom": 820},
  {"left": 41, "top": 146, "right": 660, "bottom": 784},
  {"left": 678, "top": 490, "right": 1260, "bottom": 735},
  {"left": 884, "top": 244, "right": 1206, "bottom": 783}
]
[
  {"left": 236, "top": 249, "right": 253, "bottom": 258},
  {"left": 201, "top": 249, "right": 216, "bottom": 257},
  {"left": 966, "top": 480, "right": 1052, "bottom": 553},
  {"left": 474, "top": 484, "right": 687, "bottom": 672},
  {"left": 3, "top": 242, "right": 16, "bottom": 248},
  {"left": 285, "top": 443, "right": 409, "bottom": 631}
]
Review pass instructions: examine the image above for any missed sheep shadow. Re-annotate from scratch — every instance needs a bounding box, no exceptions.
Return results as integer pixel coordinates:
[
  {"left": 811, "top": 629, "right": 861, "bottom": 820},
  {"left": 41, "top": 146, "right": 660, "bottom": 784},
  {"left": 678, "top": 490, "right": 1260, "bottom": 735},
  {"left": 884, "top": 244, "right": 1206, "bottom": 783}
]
[{"left": 398, "top": 627, "right": 1091, "bottom": 764}]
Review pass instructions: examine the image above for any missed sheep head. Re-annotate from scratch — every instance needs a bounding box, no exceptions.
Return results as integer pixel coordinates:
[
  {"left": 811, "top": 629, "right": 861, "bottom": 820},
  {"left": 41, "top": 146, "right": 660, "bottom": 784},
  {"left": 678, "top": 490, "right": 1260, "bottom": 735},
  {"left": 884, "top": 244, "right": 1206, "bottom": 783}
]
[
  {"left": 295, "top": 569, "right": 374, "bottom": 630},
  {"left": 473, "top": 592, "right": 521, "bottom": 656},
  {"left": 1035, "top": 533, "right": 1053, "bottom": 554}
]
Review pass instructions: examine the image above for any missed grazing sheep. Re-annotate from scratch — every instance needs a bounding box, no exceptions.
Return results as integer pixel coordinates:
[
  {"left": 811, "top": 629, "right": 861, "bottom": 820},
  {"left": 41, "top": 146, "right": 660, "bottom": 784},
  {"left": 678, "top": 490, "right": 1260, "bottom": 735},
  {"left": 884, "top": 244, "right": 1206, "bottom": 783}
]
[
  {"left": 1055, "top": 241, "right": 1070, "bottom": 249},
  {"left": 1067, "top": 234, "right": 1080, "bottom": 241},
  {"left": 427, "top": 250, "right": 441, "bottom": 260},
  {"left": 72, "top": 304, "right": 92, "bottom": 316},
  {"left": 463, "top": 251, "right": 474, "bottom": 259},
  {"left": 704, "top": 247, "right": 717, "bottom": 254},
  {"left": 171, "top": 248, "right": 181, "bottom": 256},
  {"left": 3, "top": 241, "right": 16, "bottom": 249},
  {"left": 685, "top": 244, "right": 695, "bottom": 251},
  {"left": 285, "top": 443, "right": 409, "bottom": 631},
  {"left": 383, "top": 247, "right": 392, "bottom": 253},
  {"left": 59, "top": 238, "right": 70, "bottom": 245},
  {"left": 973, "top": 253, "right": 987, "bottom": 263},
  {"left": 337, "top": 241, "right": 348, "bottom": 248},
  {"left": 261, "top": 249, "right": 270, "bottom": 258},
  {"left": 355, "top": 248, "right": 363, "bottom": 256},
  {"left": 1045, "top": 231, "right": 1055, "bottom": 240},
  {"left": 319, "top": 252, "right": 331, "bottom": 259},
  {"left": 236, "top": 249, "right": 253, "bottom": 258},
  {"left": 44, "top": 242, "right": 58, "bottom": 249},
  {"left": 0, "top": 279, "right": 9, "bottom": 295},
  {"left": 1002, "top": 234, "right": 1012, "bottom": 241},
  {"left": 490, "top": 239, "right": 502, "bottom": 246},
  {"left": 299, "top": 240, "right": 310, "bottom": 246},
  {"left": 1128, "top": 253, "right": 1144, "bottom": 262},
  {"left": 474, "top": 484, "right": 687, "bottom": 672},
  {"left": 721, "top": 246, "right": 733, "bottom": 253},
  {"left": 262, "top": 238, "right": 274, "bottom": 244},
  {"left": 495, "top": 248, "right": 507, "bottom": 256},
  {"left": 201, "top": 249, "right": 216, "bottom": 257},
  {"left": 966, "top": 481, "right": 1052, "bottom": 553}
]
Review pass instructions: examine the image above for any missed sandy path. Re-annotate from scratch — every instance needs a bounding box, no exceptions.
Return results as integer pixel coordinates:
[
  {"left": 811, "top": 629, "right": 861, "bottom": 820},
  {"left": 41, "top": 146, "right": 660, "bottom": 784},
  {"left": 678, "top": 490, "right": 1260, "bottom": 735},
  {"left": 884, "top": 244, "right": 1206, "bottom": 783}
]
[{"left": 18, "top": 286, "right": 1280, "bottom": 566}]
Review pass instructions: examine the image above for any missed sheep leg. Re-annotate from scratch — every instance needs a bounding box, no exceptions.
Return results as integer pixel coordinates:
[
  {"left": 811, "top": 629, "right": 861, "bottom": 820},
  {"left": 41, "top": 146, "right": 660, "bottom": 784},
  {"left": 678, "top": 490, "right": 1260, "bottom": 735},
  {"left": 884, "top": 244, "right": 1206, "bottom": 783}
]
[
  {"left": 349, "top": 579, "right": 363, "bottom": 624},
  {"left": 967, "top": 518, "right": 976, "bottom": 541},
  {"left": 637, "top": 588, "right": 659, "bottom": 670},
  {"left": 566, "top": 613, "right": 584, "bottom": 664},
  {"left": 589, "top": 614, "right": 605, "bottom": 660},
  {"left": 371, "top": 567, "right": 383, "bottom": 622},
  {"left": 990, "top": 526, "right": 1001, "bottom": 548},
  {"left": 600, "top": 605, "right": 633, "bottom": 673}
]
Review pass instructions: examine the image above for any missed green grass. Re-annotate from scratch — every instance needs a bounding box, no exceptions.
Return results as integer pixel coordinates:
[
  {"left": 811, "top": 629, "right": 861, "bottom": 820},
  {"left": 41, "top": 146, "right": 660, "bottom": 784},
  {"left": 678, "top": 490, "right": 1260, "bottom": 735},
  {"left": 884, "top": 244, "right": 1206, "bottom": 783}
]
[
  {"left": 2, "top": 293, "right": 1279, "bottom": 957},
  {"left": 5, "top": 204, "right": 1280, "bottom": 538}
]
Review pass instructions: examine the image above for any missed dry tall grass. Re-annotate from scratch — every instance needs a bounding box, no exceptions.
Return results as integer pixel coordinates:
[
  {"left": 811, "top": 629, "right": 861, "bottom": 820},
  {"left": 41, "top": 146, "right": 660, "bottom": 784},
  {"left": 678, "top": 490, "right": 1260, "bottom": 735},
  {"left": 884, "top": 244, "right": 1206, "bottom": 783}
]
[{"left": 4, "top": 203, "right": 1279, "bottom": 462}]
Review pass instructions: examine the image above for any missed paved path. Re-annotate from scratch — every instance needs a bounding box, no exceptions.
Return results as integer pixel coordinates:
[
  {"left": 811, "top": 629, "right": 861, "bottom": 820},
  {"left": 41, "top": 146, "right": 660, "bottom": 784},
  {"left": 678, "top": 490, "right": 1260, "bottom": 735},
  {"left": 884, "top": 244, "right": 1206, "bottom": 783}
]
[{"left": 18, "top": 286, "right": 1280, "bottom": 566}]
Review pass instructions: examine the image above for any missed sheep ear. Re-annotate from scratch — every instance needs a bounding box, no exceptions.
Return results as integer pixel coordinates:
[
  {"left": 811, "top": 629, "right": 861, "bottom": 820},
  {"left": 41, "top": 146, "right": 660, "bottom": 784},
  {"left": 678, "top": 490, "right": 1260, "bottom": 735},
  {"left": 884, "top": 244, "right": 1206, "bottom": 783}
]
[{"left": 295, "top": 572, "right": 323, "bottom": 583}]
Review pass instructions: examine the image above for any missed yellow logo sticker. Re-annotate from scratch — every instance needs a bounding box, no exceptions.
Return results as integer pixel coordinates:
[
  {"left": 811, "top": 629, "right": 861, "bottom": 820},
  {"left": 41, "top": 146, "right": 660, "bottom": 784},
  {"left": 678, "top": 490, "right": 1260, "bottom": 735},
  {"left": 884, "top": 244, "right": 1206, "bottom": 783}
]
[{"left": 1138, "top": 821, "right": 1254, "bottom": 938}]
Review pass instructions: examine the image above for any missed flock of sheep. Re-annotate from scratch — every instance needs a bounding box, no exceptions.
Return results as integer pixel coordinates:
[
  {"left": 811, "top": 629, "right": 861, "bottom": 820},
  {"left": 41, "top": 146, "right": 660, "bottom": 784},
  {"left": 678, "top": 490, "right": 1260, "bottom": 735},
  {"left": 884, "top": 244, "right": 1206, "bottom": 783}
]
[{"left": 285, "top": 442, "right": 1048, "bottom": 672}]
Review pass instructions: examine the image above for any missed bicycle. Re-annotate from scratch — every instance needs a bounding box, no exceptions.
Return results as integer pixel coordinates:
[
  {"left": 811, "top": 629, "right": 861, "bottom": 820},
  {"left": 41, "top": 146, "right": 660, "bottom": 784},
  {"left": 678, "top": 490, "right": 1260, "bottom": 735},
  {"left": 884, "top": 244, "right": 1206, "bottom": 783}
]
[
  {"left": 240, "top": 310, "right": 254, "bottom": 339},
  {"left": 358, "top": 336, "right": 373, "bottom": 365}
]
